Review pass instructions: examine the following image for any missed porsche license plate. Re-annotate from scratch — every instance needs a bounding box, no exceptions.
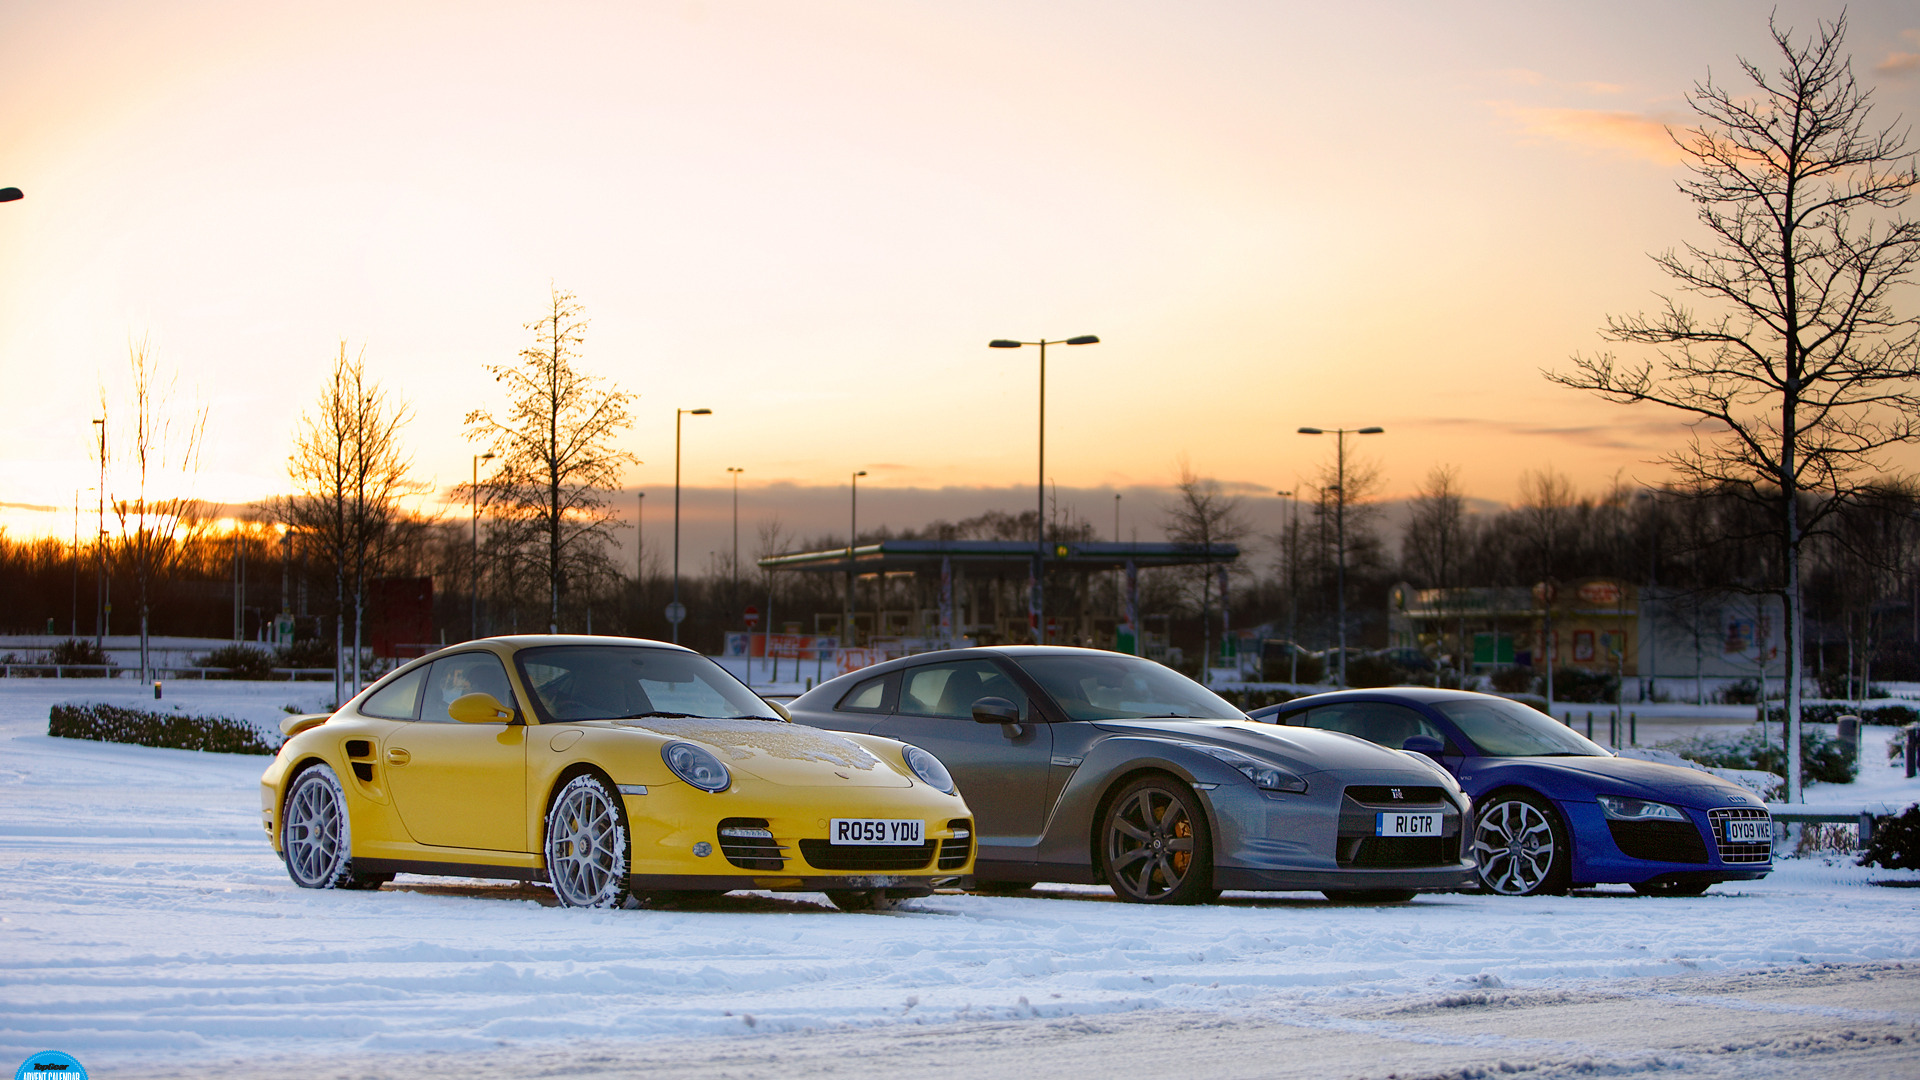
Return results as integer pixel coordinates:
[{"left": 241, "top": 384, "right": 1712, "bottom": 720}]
[
  {"left": 1723, "top": 818, "right": 1770, "bottom": 844},
  {"left": 830, "top": 818, "right": 925, "bottom": 845},
  {"left": 1376, "top": 811, "right": 1443, "bottom": 837}
]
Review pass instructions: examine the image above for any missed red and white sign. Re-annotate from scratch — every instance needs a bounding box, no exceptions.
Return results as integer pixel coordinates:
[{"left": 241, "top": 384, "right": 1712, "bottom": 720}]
[
  {"left": 1578, "top": 581, "right": 1621, "bottom": 605},
  {"left": 743, "top": 605, "right": 760, "bottom": 627}
]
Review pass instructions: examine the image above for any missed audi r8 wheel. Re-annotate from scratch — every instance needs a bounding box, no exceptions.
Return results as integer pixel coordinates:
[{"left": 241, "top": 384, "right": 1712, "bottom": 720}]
[
  {"left": 282, "top": 765, "right": 388, "bottom": 890},
  {"left": 544, "top": 774, "right": 633, "bottom": 909},
  {"left": 1631, "top": 879, "right": 1712, "bottom": 897},
  {"left": 1473, "top": 792, "right": 1571, "bottom": 896},
  {"left": 1100, "top": 774, "right": 1219, "bottom": 905}
]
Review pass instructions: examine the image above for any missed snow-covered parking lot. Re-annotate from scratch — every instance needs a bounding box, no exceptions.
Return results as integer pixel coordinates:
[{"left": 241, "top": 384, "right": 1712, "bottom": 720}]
[{"left": 3, "top": 680, "right": 1918, "bottom": 1078}]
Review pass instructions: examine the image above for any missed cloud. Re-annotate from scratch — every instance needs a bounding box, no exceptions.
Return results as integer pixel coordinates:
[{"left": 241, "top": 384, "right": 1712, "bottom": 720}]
[
  {"left": 1877, "top": 51, "right": 1920, "bottom": 76},
  {"left": 1403, "top": 415, "right": 1729, "bottom": 454},
  {"left": 1490, "top": 102, "right": 1688, "bottom": 164}
]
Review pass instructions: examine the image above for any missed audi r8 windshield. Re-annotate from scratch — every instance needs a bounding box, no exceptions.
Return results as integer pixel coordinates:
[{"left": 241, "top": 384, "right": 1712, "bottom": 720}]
[{"left": 1432, "top": 697, "right": 1608, "bottom": 757}]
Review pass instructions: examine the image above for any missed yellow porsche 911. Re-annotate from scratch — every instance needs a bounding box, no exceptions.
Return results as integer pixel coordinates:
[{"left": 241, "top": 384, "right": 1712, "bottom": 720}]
[{"left": 260, "top": 636, "right": 974, "bottom": 910}]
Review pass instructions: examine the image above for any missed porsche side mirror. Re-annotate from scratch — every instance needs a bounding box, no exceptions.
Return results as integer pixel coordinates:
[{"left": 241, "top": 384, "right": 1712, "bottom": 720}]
[
  {"left": 1401, "top": 734, "right": 1445, "bottom": 759},
  {"left": 766, "top": 699, "right": 792, "bottom": 722},
  {"left": 449, "top": 692, "right": 517, "bottom": 724},
  {"left": 972, "top": 697, "right": 1021, "bottom": 725}
]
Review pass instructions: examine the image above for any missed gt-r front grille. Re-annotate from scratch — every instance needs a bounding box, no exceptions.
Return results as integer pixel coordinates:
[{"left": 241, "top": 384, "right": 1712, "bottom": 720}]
[
  {"left": 1343, "top": 786, "right": 1447, "bottom": 805},
  {"left": 798, "top": 840, "right": 937, "bottom": 872},
  {"left": 1708, "top": 807, "right": 1774, "bottom": 864},
  {"left": 938, "top": 819, "right": 972, "bottom": 871},
  {"left": 1607, "top": 820, "right": 1709, "bottom": 864},
  {"left": 717, "top": 817, "right": 786, "bottom": 871},
  {"left": 1338, "top": 836, "right": 1454, "bottom": 868}
]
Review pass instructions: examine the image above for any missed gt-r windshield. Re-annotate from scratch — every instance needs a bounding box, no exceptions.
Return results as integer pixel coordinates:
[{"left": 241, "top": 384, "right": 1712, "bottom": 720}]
[
  {"left": 1015, "top": 654, "right": 1243, "bottom": 721},
  {"left": 1433, "top": 697, "right": 1609, "bottom": 757},
  {"left": 515, "top": 645, "right": 777, "bottom": 723}
]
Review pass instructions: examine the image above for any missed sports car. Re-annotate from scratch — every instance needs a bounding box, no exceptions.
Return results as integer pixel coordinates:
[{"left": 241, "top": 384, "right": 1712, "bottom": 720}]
[
  {"left": 261, "top": 636, "right": 974, "bottom": 910},
  {"left": 787, "top": 645, "right": 1476, "bottom": 903},
  {"left": 1248, "top": 688, "right": 1772, "bottom": 896}
]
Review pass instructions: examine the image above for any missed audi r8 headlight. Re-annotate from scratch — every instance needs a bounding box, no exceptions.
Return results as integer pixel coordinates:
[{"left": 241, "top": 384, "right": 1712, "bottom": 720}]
[
  {"left": 663, "top": 742, "right": 731, "bottom": 793},
  {"left": 902, "top": 745, "right": 956, "bottom": 794},
  {"left": 1596, "top": 794, "right": 1686, "bottom": 822},
  {"left": 1184, "top": 743, "right": 1307, "bottom": 793}
]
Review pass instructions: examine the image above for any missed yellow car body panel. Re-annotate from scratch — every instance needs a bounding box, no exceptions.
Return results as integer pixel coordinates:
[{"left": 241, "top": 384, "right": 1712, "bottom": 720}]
[{"left": 261, "top": 636, "right": 975, "bottom": 893}]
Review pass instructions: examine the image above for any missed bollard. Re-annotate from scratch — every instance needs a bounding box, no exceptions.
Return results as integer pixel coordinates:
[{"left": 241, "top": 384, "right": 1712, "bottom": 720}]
[
  {"left": 153, "top": 680, "right": 162, "bottom": 700},
  {"left": 1586, "top": 710, "right": 1594, "bottom": 739},
  {"left": 1907, "top": 723, "right": 1920, "bottom": 780},
  {"left": 1630, "top": 711, "right": 1637, "bottom": 746},
  {"left": 1609, "top": 711, "right": 1618, "bottom": 746},
  {"left": 805, "top": 676, "right": 813, "bottom": 691},
  {"left": 1837, "top": 716, "right": 1860, "bottom": 771}
]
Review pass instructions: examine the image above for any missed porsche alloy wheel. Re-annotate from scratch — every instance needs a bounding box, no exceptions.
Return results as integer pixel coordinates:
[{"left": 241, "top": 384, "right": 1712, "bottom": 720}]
[
  {"left": 545, "top": 774, "right": 633, "bottom": 909},
  {"left": 1473, "top": 793, "right": 1570, "bottom": 896},
  {"left": 1101, "top": 775, "right": 1218, "bottom": 905},
  {"left": 282, "top": 765, "right": 386, "bottom": 890}
]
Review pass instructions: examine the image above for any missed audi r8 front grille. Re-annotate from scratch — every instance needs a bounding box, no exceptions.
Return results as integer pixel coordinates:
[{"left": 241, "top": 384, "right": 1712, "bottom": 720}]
[
  {"left": 1708, "top": 807, "right": 1773, "bottom": 864},
  {"left": 798, "top": 840, "right": 937, "bottom": 872},
  {"left": 938, "top": 819, "right": 972, "bottom": 870},
  {"left": 1607, "top": 819, "right": 1709, "bottom": 863},
  {"left": 717, "top": 817, "right": 786, "bottom": 871}
]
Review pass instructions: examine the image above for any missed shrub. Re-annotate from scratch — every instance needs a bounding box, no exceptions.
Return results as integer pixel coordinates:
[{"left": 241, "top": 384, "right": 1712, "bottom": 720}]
[
  {"left": 277, "top": 637, "right": 336, "bottom": 670},
  {"left": 1549, "top": 667, "right": 1617, "bottom": 703},
  {"left": 48, "top": 703, "right": 277, "bottom": 755},
  {"left": 1213, "top": 688, "right": 1302, "bottom": 712},
  {"left": 1262, "top": 651, "right": 1324, "bottom": 685},
  {"left": 1345, "top": 653, "right": 1411, "bottom": 689},
  {"left": 1858, "top": 804, "right": 1920, "bottom": 871},
  {"left": 1661, "top": 727, "right": 1856, "bottom": 785},
  {"left": 1489, "top": 667, "right": 1536, "bottom": 695},
  {"left": 47, "top": 639, "right": 113, "bottom": 670},
  {"left": 1719, "top": 679, "right": 1761, "bottom": 705},
  {"left": 1764, "top": 701, "right": 1920, "bottom": 727},
  {"left": 196, "top": 644, "right": 276, "bottom": 680}
]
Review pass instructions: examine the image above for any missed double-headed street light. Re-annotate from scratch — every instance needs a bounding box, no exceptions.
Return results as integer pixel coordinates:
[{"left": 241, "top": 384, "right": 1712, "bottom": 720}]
[
  {"left": 672, "top": 408, "right": 713, "bottom": 644},
  {"left": 1297, "top": 426, "right": 1383, "bottom": 688},
  {"left": 988, "top": 334, "right": 1100, "bottom": 643}
]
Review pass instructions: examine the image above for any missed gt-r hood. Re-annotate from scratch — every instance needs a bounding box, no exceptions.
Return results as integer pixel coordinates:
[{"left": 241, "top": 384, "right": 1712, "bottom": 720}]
[
  {"left": 1090, "top": 718, "right": 1436, "bottom": 777},
  {"left": 1495, "top": 754, "right": 1753, "bottom": 805},
  {"left": 606, "top": 717, "right": 910, "bottom": 787}
]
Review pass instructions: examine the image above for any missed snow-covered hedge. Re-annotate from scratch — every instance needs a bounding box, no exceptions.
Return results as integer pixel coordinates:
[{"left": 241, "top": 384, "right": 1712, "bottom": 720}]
[
  {"left": 1860, "top": 804, "right": 1920, "bottom": 870},
  {"left": 47, "top": 702, "right": 278, "bottom": 755}
]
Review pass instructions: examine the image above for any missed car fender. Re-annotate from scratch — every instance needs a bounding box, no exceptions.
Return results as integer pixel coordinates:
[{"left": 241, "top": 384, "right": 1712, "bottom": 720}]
[{"left": 1034, "top": 733, "right": 1249, "bottom": 870}]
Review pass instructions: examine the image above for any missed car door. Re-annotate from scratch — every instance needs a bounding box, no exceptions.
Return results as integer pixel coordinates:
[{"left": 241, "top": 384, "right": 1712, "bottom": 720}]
[
  {"left": 382, "top": 651, "right": 528, "bottom": 851},
  {"left": 870, "top": 658, "right": 1053, "bottom": 861}
]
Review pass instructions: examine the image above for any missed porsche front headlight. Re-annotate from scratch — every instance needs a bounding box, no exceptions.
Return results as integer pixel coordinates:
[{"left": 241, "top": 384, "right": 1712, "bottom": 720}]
[
  {"left": 902, "top": 745, "right": 956, "bottom": 794},
  {"left": 662, "top": 742, "right": 731, "bottom": 793},
  {"left": 1185, "top": 743, "right": 1307, "bottom": 794},
  {"left": 1596, "top": 794, "right": 1686, "bottom": 822}
]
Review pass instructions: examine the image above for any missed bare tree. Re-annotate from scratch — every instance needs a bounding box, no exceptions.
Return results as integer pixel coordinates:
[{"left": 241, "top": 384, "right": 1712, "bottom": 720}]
[
  {"left": 103, "top": 338, "right": 209, "bottom": 679},
  {"left": 1549, "top": 14, "right": 1920, "bottom": 798},
  {"left": 465, "top": 288, "right": 638, "bottom": 633},
  {"left": 280, "top": 344, "right": 416, "bottom": 702},
  {"left": 1516, "top": 467, "right": 1578, "bottom": 704},
  {"left": 1403, "top": 465, "right": 1469, "bottom": 684},
  {"left": 1164, "top": 461, "right": 1251, "bottom": 681}
]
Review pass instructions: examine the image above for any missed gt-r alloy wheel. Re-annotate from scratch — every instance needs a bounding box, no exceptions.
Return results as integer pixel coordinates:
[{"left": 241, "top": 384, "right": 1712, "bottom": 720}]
[
  {"left": 544, "top": 774, "right": 633, "bottom": 909},
  {"left": 1473, "top": 793, "right": 1570, "bottom": 896},
  {"left": 1101, "top": 774, "right": 1218, "bottom": 905},
  {"left": 282, "top": 765, "right": 387, "bottom": 890}
]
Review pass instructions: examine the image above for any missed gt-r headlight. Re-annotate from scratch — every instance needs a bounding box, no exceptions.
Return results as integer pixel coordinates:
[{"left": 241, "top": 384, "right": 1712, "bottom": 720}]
[
  {"left": 1596, "top": 794, "right": 1686, "bottom": 822},
  {"left": 663, "top": 742, "right": 731, "bottom": 793},
  {"left": 902, "top": 745, "right": 955, "bottom": 794},
  {"left": 1185, "top": 743, "right": 1307, "bottom": 794}
]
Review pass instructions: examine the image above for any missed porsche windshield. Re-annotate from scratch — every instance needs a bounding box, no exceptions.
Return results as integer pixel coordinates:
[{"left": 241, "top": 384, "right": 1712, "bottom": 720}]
[
  {"left": 1433, "top": 697, "right": 1609, "bottom": 757},
  {"left": 1015, "top": 654, "right": 1243, "bottom": 721},
  {"left": 515, "top": 645, "right": 775, "bottom": 723}
]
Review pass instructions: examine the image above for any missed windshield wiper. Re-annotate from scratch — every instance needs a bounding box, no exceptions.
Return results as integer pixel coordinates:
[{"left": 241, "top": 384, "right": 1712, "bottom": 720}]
[{"left": 616, "top": 710, "right": 701, "bottom": 720}]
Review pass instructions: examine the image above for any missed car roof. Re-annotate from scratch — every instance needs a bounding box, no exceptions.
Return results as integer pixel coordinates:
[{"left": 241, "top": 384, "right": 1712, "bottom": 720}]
[{"left": 1267, "top": 686, "right": 1510, "bottom": 709}]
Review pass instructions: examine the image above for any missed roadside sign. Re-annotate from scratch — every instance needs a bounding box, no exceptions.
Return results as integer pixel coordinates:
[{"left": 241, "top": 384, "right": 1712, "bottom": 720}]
[
  {"left": 744, "top": 605, "right": 760, "bottom": 627},
  {"left": 664, "top": 602, "right": 687, "bottom": 625}
]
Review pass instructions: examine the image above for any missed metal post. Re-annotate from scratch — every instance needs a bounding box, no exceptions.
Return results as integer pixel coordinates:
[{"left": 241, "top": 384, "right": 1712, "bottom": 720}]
[
  {"left": 1036, "top": 339, "right": 1046, "bottom": 645},
  {"left": 471, "top": 453, "right": 493, "bottom": 641},
  {"left": 847, "top": 470, "right": 866, "bottom": 648},
  {"left": 94, "top": 418, "right": 105, "bottom": 651},
  {"left": 671, "top": 408, "right": 711, "bottom": 645}
]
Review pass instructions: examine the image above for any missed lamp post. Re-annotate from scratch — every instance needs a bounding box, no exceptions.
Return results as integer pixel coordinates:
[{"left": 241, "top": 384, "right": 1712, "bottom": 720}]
[
  {"left": 92, "top": 417, "right": 105, "bottom": 650},
  {"left": 1277, "top": 488, "right": 1301, "bottom": 684},
  {"left": 672, "top": 408, "right": 712, "bottom": 644},
  {"left": 846, "top": 470, "right": 867, "bottom": 647},
  {"left": 470, "top": 452, "right": 495, "bottom": 640},
  {"left": 635, "top": 489, "right": 645, "bottom": 592},
  {"left": 988, "top": 334, "right": 1100, "bottom": 643},
  {"left": 727, "top": 467, "right": 744, "bottom": 610},
  {"left": 1297, "top": 426, "right": 1383, "bottom": 688}
]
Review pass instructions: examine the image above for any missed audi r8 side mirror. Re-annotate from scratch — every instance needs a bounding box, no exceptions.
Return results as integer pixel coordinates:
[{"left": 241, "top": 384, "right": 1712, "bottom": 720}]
[
  {"left": 449, "top": 692, "right": 517, "bottom": 724},
  {"left": 972, "top": 697, "right": 1021, "bottom": 725},
  {"left": 1401, "top": 735, "right": 1445, "bottom": 759}
]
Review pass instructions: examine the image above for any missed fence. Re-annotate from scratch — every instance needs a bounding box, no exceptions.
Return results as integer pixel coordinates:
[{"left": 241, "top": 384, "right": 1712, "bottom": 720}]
[{"left": 0, "top": 664, "right": 337, "bottom": 681}]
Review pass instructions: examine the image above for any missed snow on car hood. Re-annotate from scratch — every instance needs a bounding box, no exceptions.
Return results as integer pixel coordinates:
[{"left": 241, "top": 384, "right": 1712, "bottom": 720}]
[
  {"left": 609, "top": 716, "right": 906, "bottom": 787},
  {"left": 1091, "top": 718, "right": 1434, "bottom": 776}
]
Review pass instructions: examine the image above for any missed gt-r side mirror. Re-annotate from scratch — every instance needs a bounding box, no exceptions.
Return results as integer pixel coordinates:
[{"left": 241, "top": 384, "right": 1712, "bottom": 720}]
[
  {"left": 1401, "top": 734, "right": 1445, "bottom": 760},
  {"left": 449, "top": 692, "right": 517, "bottom": 724},
  {"left": 972, "top": 697, "right": 1021, "bottom": 725}
]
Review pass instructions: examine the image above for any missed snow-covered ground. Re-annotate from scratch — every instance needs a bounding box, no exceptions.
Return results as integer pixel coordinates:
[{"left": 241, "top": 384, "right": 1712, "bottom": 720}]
[{"left": 2, "top": 679, "right": 1918, "bottom": 1075}]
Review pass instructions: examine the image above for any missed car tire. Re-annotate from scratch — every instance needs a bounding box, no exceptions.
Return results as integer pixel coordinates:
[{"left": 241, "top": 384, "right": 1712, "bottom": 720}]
[
  {"left": 1473, "top": 791, "right": 1572, "bottom": 896},
  {"left": 1323, "top": 889, "right": 1417, "bottom": 903},
  {"left": 1631, "top": 879, "right": 1712, "bottom": 897},
  {"left": 544, "top": 773, "right": 634, "bottom": 909},
  {"left": 282, "top": 764, "right": 386, "bottom": 890},
  {"left": 1100, "top": 774, "right": 1219, "bottom": 905},
  {"left": 825, "top": 889, "right": 900, "bottom": 912}
]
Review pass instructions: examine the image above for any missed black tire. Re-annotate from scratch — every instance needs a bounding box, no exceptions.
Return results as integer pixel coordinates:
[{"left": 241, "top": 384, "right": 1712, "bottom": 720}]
[
  {"left": 1631, "top": 879, "right": 1712, "bottom": 897},
  {"left": 1323, "top": 889, "right": 1417, "bottom": 903},
  {"left": 1473, "top": 791, "right": 1572, "bottom": 896},
  {"left": 544, "top": 773, "right": 634, "bottom": 909},
  {"left": 281, "top": 764, "right": 386, "bottom": 890},
  {"left": 825, "top": 889, "right": 900, "bottom": 912},
  {"left": 1100, "top": 774, "right": 1219, "bottom": 905}
]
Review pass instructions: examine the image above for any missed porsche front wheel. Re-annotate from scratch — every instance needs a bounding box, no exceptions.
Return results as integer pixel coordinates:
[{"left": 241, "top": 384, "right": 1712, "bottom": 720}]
[
  {"left": 544, "top": 774, "right": 633, "bottom": 909},
  {"left": 1100, "top": 775, "right": 1219, "bottom": 905},
  {"left": 282, "top": 765, "right": 387, "bottom": 890}
]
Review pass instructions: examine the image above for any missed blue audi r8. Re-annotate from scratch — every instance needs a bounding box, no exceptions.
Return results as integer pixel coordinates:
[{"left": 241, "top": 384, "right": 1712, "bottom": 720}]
[{"left": 1248, "top": 688, "right": 1772, "bottom": 896}]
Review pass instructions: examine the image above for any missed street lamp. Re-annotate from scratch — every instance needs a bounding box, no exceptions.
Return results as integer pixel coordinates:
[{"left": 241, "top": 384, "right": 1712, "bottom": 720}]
[
  {"left": 727, "top": 467, "right": 744, "bottom": 609},
  {"left": 989, "top": 334, "right": 1100, "bottom": 643},
  {"left": 470, "top": 452, "right": 495, "bottom": 640},
  {"left": 846, "top": 470, "right": 867, "bottom": 647},
  {"left": 672, "top": 408, "right": 712, "bottom": 644},
  {"left": 1297, "top": 426, "right": 1384, "bottom": 688},
  {"left": 92, "top": 417, "right": 105, "bottom": 650},
  {"left": 1277, "top": 488, "right": 1302, "bottom": 684}
]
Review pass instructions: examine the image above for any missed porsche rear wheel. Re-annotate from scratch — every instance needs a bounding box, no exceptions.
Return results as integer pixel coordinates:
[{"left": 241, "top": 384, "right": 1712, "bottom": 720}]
[
  {"left": 544, "top": 774, "right": 633, "bottom": 909},
  {"left": 1101, "top": 775, "right": 1218, "bottom": 905},
  {"left": 1473, "top": 792, "right": 1570, "bottom": 896},
  {"left": 282, "top": 765, "right": 387, "bottom": 890}
]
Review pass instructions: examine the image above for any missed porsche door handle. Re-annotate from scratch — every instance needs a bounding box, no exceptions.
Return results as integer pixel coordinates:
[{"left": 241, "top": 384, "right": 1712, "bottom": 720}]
[{"left": 386, "top": 748, "right": 411, "bottom": 766}]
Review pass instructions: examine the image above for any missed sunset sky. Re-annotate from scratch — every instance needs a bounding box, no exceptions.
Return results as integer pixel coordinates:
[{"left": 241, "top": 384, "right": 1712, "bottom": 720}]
[{"left": 4, "top": 0, "right": 1919, "bottom": 562}]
